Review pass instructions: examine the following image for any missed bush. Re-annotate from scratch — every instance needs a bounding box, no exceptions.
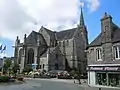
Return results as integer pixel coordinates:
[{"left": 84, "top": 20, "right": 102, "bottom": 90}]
[
  {"left": 23, "top": 65, "right": 32, "bottom": 73},
  {"left": 0, "top": 76, "right": 10, "bottom": 82}
]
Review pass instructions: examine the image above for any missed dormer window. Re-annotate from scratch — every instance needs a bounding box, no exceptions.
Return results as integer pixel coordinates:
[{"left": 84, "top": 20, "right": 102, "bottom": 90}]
[
  {"left": 96, "top": 48, "right": 102, "bottom": 61},
  {"left": 66, "top": 40, "right": 69, "bottom": 46},
  {"left": 114, "top": 45, "right": 120, "bottom": 59}
]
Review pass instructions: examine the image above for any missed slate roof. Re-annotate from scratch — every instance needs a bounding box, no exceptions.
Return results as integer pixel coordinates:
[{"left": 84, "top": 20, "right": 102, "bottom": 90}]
[
  {"left": 56, "top": 28, "right": 77, "bottom": 41},
  {"left": 89, "top": 23, "right": 120, "bottom": 47},
  {"left": 41, "top": 27, "right": 56, "bottom": 41},
  {"left": 26, "top": 31, "right": 41, "bottom": 44},
  {"left": 40, "top": 26, "right": 77, "bottom": 41}
]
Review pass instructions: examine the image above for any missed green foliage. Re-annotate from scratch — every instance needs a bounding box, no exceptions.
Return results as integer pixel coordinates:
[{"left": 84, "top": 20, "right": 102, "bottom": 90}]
[
  {"left": 0, "top": 76, "right": 9, "bottom": 82},
  {"left": 69, "top": 70, "right": 76, "bottom": 76},
  {"left": 3, "top": 59, "right": 12, "bottom": 71},
  {"left": 0, "top": 68, "right": 2, "bottom": 71},
  {"left": 12, "top": 64, "right": 20, "bottom": 74},
  {"left": 23, "top": 65, "right": 32, "bottom": 73}
]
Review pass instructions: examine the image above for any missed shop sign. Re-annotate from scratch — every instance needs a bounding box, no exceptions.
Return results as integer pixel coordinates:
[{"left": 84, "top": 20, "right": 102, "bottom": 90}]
[
  {"left": 90, "top": 67, "right": 104, "bottom": 71},
  {"left": 104, "top": 67, "right": 118, "bottom": 71},
  {"left": 87, "top": 66, "right": 120, "bottom": 71}
]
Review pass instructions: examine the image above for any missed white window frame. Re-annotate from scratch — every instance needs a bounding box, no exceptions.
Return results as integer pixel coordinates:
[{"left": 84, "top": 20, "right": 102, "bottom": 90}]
[
  {"left": 114, "top": 45, "right": 120, "bottom": 60},
  {"left": 96, "top": 48, "right": 102, "bottom": 61}
]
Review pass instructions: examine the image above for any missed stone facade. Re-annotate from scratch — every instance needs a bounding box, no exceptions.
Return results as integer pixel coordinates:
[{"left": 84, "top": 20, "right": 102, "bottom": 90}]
[
  {"left": 87, "top": 13, "right": 120, "bottom": 87},
  {"left": 87, "top": 13, "right": 120, "bottom": 65},
  {"left": 14, "top": 9, "right": 88, "bottom": 73}
]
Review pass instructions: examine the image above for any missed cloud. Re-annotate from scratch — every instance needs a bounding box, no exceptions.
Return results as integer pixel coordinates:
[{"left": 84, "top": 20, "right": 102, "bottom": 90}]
[
  {"left": 86, "top": 0, "right": 100, "bottom": 12},
  {"left": 0, "top": 0, "right": 100, "bottom": 42},
  {"left": 0, "top": 0, "right": 36, "bottom": 41}
]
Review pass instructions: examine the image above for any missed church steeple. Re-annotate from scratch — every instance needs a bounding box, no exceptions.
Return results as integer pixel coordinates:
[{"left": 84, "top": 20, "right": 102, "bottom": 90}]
[
  {"left": 78, "top": 7, "right": 88, "bottom": 49},
  {"left": 79, "top": 8, "right": 85, "bottom": 27}
]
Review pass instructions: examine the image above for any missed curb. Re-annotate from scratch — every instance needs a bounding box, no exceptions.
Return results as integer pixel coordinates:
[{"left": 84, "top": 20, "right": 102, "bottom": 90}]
[{"left": 0, "top": 81, "right": 26, "bottom": 86}]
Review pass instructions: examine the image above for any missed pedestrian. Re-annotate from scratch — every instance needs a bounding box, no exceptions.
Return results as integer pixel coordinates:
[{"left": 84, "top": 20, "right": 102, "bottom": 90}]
[{"left": 72, "top": 76, "right": 75, "bottom": 83}]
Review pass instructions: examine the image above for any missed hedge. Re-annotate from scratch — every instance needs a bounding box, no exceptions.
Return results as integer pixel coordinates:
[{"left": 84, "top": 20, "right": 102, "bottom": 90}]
[{"left": 0, "top": 76, "right": 10, "bottom": 82}]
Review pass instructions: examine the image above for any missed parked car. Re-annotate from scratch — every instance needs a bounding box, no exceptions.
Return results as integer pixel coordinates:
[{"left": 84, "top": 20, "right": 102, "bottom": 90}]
[
  {"left": 57, "top": 71, "right": 72, "bottom": 79},
  {"left": 48, "top": 70, "right": 64, "bottom": 78}
]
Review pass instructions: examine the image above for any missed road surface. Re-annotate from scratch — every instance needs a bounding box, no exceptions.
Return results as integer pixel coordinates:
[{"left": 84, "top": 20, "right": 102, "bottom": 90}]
[{"left": 0, "top": 78, "right": 118, "bottom": 90}]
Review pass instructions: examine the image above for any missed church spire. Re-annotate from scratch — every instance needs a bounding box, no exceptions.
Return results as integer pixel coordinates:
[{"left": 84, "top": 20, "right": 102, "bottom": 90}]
[{"left": 79, "top": 7, "right": 85, "bottom": 27}]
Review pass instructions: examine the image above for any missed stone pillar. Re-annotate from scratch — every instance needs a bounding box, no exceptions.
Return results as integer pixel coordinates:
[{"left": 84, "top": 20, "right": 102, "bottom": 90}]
[
  {"left": 20, "top": 49, "right": 25, "bottom": 73},
  {"left": 106, "top": 72, "right": 109, "bottom": 86},
  {"left": 47, "top": 48, "right": 50, "bottom": 71},
  {"left": 34, "top": 56, "right": 37, "bottom": 71}
]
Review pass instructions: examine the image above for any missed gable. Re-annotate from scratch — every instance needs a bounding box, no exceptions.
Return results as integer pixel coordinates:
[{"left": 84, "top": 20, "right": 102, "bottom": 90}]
[
  {"left": 56, "top": 28, "right": 77, "bottom": 41},
  {"left": 40, "top": 26, "right": 56, "bottom": 41},
  {"left": 26, "top": 31, "right": 43, "bottom": 45},
  {"left": 89, "top": 23, "right": 120, "bottom": 47}
]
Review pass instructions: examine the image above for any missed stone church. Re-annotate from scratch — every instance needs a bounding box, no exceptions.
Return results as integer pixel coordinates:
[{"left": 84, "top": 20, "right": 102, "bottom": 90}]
[{"left": 14, "top": 8, "right": 88, "bottom": 73}]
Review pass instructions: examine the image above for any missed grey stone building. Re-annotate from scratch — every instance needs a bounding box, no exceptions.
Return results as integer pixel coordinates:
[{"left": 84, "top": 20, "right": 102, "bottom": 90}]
[
  {"left": 87, "top": 13, "right": 120, "bottom": 88},
  {"left": 14, "top": 9, "right": 88, "bottom": 74}
]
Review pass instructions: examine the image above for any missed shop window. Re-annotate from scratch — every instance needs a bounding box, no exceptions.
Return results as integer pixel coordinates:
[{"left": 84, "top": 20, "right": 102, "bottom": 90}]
[
  {"left": 96, "top": 48, "right": 102, "bottom": 61},
  {"left": 108, "top": 73, "right": 120, "bottom": 87},
  {"left": 96, "top": 73, "right": 107, "bottom": 85},
  {"left": 96, "top": 73, "right": 120, "bottom": 87},
  {"left": 114, "top": 45, "right": 120, "bottom": 59}
]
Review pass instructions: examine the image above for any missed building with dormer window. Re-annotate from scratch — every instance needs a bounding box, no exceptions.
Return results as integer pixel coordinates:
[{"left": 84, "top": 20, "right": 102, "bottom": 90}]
[{"left": 87, "top": 13, "right": 120, "bottom": 88}]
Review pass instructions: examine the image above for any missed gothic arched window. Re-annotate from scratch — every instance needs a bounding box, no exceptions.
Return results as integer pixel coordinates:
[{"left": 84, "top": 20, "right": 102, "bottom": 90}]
[
  {"left": 18, "top": 49, "right": 23, "bottom": 64},
  {"left": 27, "top": 48, "right": 34, "bottom": 64}
]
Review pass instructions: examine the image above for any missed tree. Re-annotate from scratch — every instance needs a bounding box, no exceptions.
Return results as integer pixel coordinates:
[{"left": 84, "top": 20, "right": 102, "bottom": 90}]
[
  {"left": 23, "top": 65, "right": 32, "bottom": 73},
  {"left": 12, "top": 64, "right": 20, "bottom": 74},
  {"left": 3, "top": 59, "right": 12, "bottom": 72},
  {"left": 2, "top": 58, "right": 12, "bottom": 75},
  {"left": 0, "top": 68, "right": 2, "bottom": 72}
]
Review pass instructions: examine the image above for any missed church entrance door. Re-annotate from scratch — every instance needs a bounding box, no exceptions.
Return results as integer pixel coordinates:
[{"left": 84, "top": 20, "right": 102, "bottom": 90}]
[{"left": 55, "top": 63, "right": 59, "bottom": 70}]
